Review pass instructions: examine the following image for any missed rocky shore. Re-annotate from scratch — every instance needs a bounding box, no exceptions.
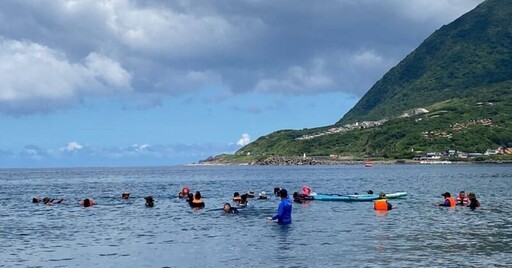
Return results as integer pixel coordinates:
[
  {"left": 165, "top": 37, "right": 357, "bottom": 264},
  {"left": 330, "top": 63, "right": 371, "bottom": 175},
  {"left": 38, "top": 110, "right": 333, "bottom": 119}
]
[
  {"left": 198, "top": 155, "right": 407, "bottom": 166},
  {"left": 258, "top": 156, "right": 347, "bottom": 165},
  {"left": 196, "top": 155, "right": 512, "bottom": 166}
]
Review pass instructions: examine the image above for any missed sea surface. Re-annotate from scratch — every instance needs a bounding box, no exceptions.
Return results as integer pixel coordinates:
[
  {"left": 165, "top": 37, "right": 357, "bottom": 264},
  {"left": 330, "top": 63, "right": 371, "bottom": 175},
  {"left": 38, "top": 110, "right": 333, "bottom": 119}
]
[{"left": 1, "top": 164, "right": 511, "bottom": 267}]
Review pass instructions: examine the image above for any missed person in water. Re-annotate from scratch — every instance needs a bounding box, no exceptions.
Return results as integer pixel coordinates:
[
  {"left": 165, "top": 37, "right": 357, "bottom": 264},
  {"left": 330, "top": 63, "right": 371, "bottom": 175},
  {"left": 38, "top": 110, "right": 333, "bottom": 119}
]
[
  {"left": 145, "top": 196, "right": 154, "bottom": 207},
  {"left": 300, "top": 186, "right": 314, "bottom": 201},
  {"left": 190, "top": 191, "right": 205, "bottom": 208},
  {"left": 223, "top": 203, "right": 238, "bottom": 214},
  {"left": 456, "top": 191, "right": 469, "bottom": 206},
  {"left": 258, "top": 191, "right": 268, "bottom": 200},
  {"left": 273, "top": 187, "right": 282, "bottom": 196},
  {"left": 367, "top": 190, "right": 374, "bottom": 194},
  {"left": 301, "top": 185, "right": 311, "bottom": 196},
  {"left": 246, "top": 191, "right": 255, "bottom": 198},
  {"left": 32, "top": 197, "right": 41, "bottom": 203},
  {"left": 121, "top": 192, "right": 131, "bottom": 200},
  {"left": 179, "top": 187, "right": 190, "bottom": 198},
  {"left": 233, "top": 192, "right": 241, "bottom": 204},
  {"left": 439, "top": 192, "right": 456, "bottom": 207},
  {"left": 293, "top": 192, "right": 304, "bottom": 204},
  {"left": 374, "top": 193, "right": 393, "bottom": 211},
  {"left": 42, "top": 197, "right": 64, "bottom": 205},
  {"left": 186, "top": 193, "right": 194, "bottom": 204},
  {"left": 239, "top": 194, "right": 248, "bottom": 207},
  {"left": 467, "top": 192, "right": 480, "bottom": 209},
  {"left": 80, "top": 198, "right": 94, "bottom": 207},
  {"left": 267, "top": 189, "right": 292, "bottom": 224}
]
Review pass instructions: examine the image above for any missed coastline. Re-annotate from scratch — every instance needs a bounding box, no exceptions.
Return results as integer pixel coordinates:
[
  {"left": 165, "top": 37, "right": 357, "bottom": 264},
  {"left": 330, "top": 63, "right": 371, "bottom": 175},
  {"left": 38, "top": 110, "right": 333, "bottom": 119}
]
[{"left": 192, "top": 156, "right": 512, "bottom": 166}]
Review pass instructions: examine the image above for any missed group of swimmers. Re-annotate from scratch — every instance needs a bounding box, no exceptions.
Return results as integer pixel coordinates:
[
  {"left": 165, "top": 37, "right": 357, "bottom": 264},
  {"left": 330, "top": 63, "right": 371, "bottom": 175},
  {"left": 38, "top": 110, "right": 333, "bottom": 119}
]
[
  {"left": 32, "top": 193, "right": 155, "bottom": 208},
  {"left": 439, "top": 191, "right": 481, "bottom": 208},
  {"left": 177, "top": 187, "right": 205, "bottom": 208},
  {"left": 177, "top": 186, "right": 292, "bottom": 223},
  {"left": 32, "top": 186, "right": 480, "bottom": 225}
]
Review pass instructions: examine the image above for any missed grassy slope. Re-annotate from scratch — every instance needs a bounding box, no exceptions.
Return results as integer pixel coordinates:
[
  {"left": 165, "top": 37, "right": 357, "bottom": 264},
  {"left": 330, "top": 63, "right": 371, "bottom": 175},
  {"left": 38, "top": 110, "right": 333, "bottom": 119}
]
[
  {"left": 338, "top": 0, "right": 512, "bottom": 124},
  {"left": 236, "top": 82, "right": 512, "bottom": 159}
]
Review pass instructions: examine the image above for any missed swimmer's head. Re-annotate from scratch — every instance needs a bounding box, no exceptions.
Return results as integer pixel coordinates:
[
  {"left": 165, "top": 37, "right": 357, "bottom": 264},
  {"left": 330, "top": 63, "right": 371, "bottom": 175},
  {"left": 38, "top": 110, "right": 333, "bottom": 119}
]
[{"left": 279, "top": 189, "right": 288, "bottom": 198}]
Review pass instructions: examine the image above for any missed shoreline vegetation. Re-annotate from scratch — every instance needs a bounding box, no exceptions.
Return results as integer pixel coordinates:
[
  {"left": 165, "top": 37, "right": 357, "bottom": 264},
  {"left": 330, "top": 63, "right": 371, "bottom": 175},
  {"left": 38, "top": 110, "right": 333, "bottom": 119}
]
[{"left": 193, "top": 155, "right": 512, "bottom": 166}]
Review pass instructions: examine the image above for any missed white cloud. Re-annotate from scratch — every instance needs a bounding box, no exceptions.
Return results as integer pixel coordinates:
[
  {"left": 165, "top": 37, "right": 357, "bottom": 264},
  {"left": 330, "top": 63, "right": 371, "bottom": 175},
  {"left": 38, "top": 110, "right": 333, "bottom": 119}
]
[
  {"left": 0, "top": 39, "right": 132, "bottom": 114},
  {"left": 84, "top": 53, "right": 132, "bottom": 89},
  {"left": 132, "top": 144, "right": 150, "bottom": 153},
  {"left": 255, "top": 58, "right": 334, "bottom": 94},
  {"left": 0, "top": 0, "right": 484, "bottom": 115},
  {"left": 22, "top": 145, "right": 47, "bottom": 160},
  {"left": 40, "top": 0, "right": 263, "bottom": 57},
  {"left": 236, "top": 133, "right": 251, "bottom": 146},
  {"left": 60, "top": 141, "right": 83, "bottom": 152},
  {"left": 351, "top": 50, "right": 384, "bottom": 67},
  {"left": 390, "top": 0, "right": 483, "bottom": 23}
]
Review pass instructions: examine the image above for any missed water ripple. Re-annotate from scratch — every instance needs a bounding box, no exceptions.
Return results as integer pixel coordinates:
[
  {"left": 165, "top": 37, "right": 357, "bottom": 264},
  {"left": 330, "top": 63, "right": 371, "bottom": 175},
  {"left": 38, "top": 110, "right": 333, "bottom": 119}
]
[{"left": 1, "top": 165, "right": 511, "bottom": 267}]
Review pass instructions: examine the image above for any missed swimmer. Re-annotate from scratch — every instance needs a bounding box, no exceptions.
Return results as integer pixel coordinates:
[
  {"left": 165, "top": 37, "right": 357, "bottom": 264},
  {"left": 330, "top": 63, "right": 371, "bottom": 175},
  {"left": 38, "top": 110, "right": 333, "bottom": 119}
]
[
  {"left": 456, "top": 191, "right": 469, "bottom": 206},
  {"left": 121, "top": 192, "right": 131, "bottom": 200},
  {"left": 246, "top": 191, "right": 255, "bottom": 198},
  {"left": 190, "top": 191, "right": 205, "bottom": 208},
  {"left": 374, "top": 193, "right": 393, "bottom": 211},
  {"left": 145, "top": 196, "right": 154, "bottom": 207},
  {"left": 258, "top": 191, "right": 268, "bottom": 200},
  {"left": 80, "top": 198, "right": 94, "bottom": 207},
  {"left": 223, "top": 203, "right": 238, "bottom": 214},
  {"left": 439, "top": 192, "right": 456, "bottom": 207},
  {"left": 274, "top": 187, "right": 282, "bottom": 196},
  {"left": 43, "top": 197, "right": 53, "bottom": 205},
  {"left": 467, "top": 192, "right": 480, "bottom": 209},
  {"left": 186, "top": 192, "right": 194, "bottom": 204},
  {"left": 302, "top": 185, "right": 311, "bottom": 196},
  {"left": 293, "top": 192, "right": 304, "bottom": 204},
  {"left": 32, "top": 197, "right": 41, "bottom": 203},
  {"left": 239, "top": 194, "right": 248, "bottom": 207},
  {"left": 179, "top": 187, "right": 190, "bottom": 199},
  {"left": 233, "top": 192, "right": 241, "bottom": 204}
]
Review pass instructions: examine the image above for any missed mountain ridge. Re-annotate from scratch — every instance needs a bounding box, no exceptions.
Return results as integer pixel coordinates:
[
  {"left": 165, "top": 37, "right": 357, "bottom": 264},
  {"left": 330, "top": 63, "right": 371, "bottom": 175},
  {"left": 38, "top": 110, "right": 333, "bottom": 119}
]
[
  {"left": 338, "top": 0, "right": 512, "bottom": 124},
  {"left": 207, "top": 0, "right": 512, "bottom": 163}
]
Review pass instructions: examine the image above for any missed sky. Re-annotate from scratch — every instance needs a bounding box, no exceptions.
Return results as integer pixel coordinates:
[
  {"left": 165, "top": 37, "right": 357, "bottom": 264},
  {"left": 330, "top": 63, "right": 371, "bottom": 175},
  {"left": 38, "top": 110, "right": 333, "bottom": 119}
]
[{"left": 0, "top": 0, "right": 484, "bottom": 168}]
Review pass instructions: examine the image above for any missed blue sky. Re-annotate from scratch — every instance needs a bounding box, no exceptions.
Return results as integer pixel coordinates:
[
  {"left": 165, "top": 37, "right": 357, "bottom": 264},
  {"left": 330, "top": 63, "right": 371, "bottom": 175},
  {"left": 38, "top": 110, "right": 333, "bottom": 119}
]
[{"left": 0, "top": 0, "right": 483, "bottom": 167}]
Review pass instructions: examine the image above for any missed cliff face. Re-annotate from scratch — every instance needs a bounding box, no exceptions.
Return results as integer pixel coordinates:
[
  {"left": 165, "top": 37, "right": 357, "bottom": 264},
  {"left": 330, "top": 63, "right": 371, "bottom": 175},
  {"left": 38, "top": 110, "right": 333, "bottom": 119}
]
[{"left": 338, "top": 0, "right": 512, "bottom": 124}]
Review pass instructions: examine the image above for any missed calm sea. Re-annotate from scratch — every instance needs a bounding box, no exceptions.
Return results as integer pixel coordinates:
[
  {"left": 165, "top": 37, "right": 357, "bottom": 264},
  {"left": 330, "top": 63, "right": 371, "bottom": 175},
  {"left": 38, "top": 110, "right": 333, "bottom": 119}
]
[{"left": 1, "top": 164, "right": 511, "bottom": 267}]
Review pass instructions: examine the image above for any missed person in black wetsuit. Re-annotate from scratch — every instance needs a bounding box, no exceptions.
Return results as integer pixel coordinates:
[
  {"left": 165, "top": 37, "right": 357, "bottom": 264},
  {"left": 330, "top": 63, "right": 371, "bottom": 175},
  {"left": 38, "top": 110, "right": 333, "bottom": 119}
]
[
  {"left": 467, "top": 192, "right": 480, "bottom": 209},
  {"left": 293, "top": 192, "right": 304, "bottom": 204},
  {"left": 223, "top": 203, "right": 238, "bottom": 214},
  {"left": 185, "top": 193, "right": 194, "bottom": 204},
  {"left": 274, "top": 187, "right": 282, "bottom": 196},
  {"left": 144, "top": 196, "right": 154, "bottom": 207}
]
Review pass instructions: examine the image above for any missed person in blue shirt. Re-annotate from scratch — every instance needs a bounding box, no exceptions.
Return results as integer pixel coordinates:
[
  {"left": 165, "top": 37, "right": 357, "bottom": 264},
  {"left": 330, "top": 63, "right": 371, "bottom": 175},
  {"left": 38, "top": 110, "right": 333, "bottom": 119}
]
[{"left": 267, "top": 189, "right": 292, "bottom": 224}]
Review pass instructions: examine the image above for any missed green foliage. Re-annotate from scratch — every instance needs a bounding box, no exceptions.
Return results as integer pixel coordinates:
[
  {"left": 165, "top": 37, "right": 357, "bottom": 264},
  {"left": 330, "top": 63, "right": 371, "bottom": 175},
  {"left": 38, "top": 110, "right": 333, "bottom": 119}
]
[
  {"left": 338, "top": 0, "right": 512, "bottom": 124},
  {"left": 232, "top": 83, "right": 512, "bottom": 160}
]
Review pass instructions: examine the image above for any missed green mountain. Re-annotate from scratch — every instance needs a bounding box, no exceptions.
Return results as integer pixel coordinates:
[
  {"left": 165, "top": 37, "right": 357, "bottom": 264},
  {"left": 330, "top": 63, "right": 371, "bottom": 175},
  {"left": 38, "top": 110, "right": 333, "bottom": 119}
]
[
  {"left": 212, "top": 0, "right": 512, "bottom": 163},
  {"left": 339, "top": 0, "right": 512, "bottom": 124}
]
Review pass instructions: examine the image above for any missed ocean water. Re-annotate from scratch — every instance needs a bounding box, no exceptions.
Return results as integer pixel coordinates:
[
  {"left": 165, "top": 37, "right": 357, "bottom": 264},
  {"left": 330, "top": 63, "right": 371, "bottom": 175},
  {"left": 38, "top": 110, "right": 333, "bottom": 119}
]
[{"left": 1, "top": 164, "right": 511, "bottom": 267}]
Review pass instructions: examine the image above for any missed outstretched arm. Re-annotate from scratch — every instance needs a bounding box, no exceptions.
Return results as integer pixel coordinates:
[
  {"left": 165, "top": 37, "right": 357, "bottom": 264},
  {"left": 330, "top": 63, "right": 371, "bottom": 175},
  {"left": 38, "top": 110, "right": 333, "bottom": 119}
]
[{"left": 272, "top": 202, "right": 284, "bottom": 220}]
